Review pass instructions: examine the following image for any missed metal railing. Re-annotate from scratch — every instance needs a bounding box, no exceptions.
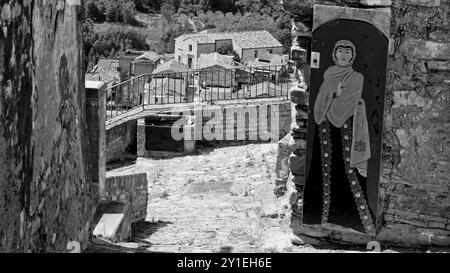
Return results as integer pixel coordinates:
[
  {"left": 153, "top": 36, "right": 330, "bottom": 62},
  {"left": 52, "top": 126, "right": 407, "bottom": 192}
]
[{"left": 106, "top": 65, "right": 292, "bottom": 120}]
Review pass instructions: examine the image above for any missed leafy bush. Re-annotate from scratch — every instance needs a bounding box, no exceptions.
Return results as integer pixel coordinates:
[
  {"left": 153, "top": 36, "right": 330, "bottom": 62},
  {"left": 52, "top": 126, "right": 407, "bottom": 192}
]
[
  {"left": 83, "top": 19, "right": 149, "bottom": 71},
  {"left": 84, "top": 0, "right": 139, "bottom": 25}
]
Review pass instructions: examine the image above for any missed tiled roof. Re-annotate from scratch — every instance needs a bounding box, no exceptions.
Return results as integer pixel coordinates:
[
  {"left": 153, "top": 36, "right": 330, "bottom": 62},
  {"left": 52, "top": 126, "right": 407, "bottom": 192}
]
[
  {"left": 87, "top": 59, "right": 120, "bottom": 85},
  {"left": 210, "top": 31, "right": 283, "bottom": 49},
  {"left": 188, "top": 35, "right": 215, "bottom": 44},
  {"left": 153, "top": 60, "right": 189, "bottom": 74},
  {"left": 198, "top": 53, "right": 236, "bottom": 69},
  {"left": 178, "top": 30, "right": 282, "bottom": 50},
  {"left": 97, "top": 59, "right": 119, "bottom": 68},
  {"left": 136, "top": 51, "right": 161, "bottom": 62}
]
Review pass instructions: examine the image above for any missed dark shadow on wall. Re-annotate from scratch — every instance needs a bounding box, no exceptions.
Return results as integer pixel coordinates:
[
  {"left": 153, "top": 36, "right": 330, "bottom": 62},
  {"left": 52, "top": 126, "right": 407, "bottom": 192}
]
[
  {"left": 130, "top": 221, "right": 173, "bottom": 243},
  {"left": 106, "top": 156, "right": 137, "bottom": 172}
]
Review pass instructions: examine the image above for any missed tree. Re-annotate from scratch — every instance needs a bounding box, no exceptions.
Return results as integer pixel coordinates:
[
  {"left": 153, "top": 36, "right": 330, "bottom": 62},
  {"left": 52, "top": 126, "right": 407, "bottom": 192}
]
[
  {"left": 82, "top": 22, "right": 149, "bottom": 71},
  {"left": 85, "top": 0, "right": 105, "bottom": 22},
  {"left": 134, "top": 0, "right": 163, "bottom": 13},
  {"left": 161, "top": 3, "right": 176, "bottom": 21},
  {"left": 83, "top": 0, "right": 139, "bottom": 25},
  {"left": 217, "top": 45, "right": 241, "bottom": 63}
]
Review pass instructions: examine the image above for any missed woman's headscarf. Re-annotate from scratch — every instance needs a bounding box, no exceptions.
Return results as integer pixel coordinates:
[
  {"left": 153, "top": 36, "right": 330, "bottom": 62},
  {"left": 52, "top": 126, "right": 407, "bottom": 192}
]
[{"left": 332, "top": 40, "right": 357, "bottom": 68}]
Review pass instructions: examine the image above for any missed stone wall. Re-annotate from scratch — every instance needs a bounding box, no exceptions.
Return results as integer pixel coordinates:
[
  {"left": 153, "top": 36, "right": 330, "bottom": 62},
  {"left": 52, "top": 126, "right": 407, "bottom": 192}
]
[
  {"left": 134, "top": 99, "right": 291, "bottom": 156},
  {"left": 145, "top": 116, "right": 187, "bottom": 152},
  {"left": 104, "top": 173, "right": 148, "bottom": 223},
  {"left": 379, "top": 0, "right": 449, "bottom": 246},
  {"left": 106, "top": 120, "right": 137, "bottom": 163},
  {"left": 281, "top": 0, "right": 449, "bottom": 246},
  {"left": 0, "top": 1, "right": 96, "bottom": 252}
]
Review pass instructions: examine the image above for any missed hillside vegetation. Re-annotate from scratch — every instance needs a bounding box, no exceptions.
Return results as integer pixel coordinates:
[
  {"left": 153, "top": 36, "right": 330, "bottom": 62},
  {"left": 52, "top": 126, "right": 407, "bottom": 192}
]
[{"left": 82, "top": 0, "right": 292, "bottom": 70}]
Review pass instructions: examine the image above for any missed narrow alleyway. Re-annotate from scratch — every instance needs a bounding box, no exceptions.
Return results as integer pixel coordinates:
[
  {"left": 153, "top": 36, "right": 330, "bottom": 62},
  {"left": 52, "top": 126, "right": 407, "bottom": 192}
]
[
  {"left": 99, "top": 143, "right": 436, "bottom": 253},
  {"left": 107, "top": 143, "right": 299, "bottom": 252}
]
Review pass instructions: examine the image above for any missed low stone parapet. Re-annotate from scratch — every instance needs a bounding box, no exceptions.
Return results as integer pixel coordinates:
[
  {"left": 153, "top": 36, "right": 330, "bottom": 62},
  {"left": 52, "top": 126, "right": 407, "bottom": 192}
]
[{"left": 104, "top": 173, "right": 148, "bottom": 223}]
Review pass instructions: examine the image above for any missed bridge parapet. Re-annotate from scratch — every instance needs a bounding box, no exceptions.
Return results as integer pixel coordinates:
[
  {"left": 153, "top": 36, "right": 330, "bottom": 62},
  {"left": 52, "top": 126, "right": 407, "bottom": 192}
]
[{"left": 106, "top": 65, "right": 293, "bottom": 121}]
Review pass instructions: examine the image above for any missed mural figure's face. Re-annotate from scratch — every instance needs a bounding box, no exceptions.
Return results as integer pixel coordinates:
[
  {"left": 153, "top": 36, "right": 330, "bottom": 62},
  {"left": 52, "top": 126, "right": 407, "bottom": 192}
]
[{"left": 334, "top": 46, "right": 354, "bottom": 67}]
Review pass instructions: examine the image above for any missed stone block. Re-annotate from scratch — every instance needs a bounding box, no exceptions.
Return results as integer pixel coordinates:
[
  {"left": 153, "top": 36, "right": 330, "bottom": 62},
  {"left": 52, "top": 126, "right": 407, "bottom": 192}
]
[
  {"left": 386, "top": 208, "right": 419, "bottom": 220},
  {"left": 295, "top": 108, "right": 308, "bottom": 119},
  {"left": 291, "top": 234, "right": 324, "bottom": 246},
  {"left": 291, "top": 130, "right": 307, "bottom": 140},
  {"left": 289, "top": 154, "right": 306, "bottom": 175},
  {"left": 360, "top": 0, "right": 392, "bottom": 6},
  {"left": 428, "top": 61, "right": 450, "bottom": 71},
  {"left": 376, "top": 225, "right": 422, "bottom": 246},
  {"left": 289, "top": 137, "right": 306, "bottom": 151},
  {"left": 428, "top": 221, "right": 446, "bottom": 229},
  {"left": 92, "top": 201, "right": 131, "bottom": 243},
  {"left": 290, "top": 88, "right": 309, "bottom": 105},
  {"left": 332, "top": 231, "right": 373, "bottom": 245},
  {"left": 406, "top": 0, "right": 441, "bottom": 7},
  {"left": 261, "top": 228, "right": 293, "bottom": 252},
  {"left": 399, "top": 38, "right": 450, "bottom": 60},
  {"left": 291, "top": 223, "right": 333, "bottom": 238}
]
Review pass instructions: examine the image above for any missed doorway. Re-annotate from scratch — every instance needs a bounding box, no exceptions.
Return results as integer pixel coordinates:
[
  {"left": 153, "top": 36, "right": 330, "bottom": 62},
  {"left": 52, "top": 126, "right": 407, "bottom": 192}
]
[{"left": 302, "top": 19, "right": 389, "bottom": 235}]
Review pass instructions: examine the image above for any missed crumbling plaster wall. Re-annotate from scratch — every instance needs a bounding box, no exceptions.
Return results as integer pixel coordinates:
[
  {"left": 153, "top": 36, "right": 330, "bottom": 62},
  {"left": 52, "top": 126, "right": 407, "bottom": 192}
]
[
  {"left": 0, "top": 1, "right": 96, "bottom": 252},
  {"left": 281, "top": 0, "right": 450, "bottom": 246}
]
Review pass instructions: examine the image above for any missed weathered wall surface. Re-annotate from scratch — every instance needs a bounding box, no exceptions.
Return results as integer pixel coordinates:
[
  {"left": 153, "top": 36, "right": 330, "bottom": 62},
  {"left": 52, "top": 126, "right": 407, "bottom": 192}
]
[
  {"left": 106, "top": 120, "right": 137, "bottom": 163},
  {"left": 104, "top": 173, "right": 148, "bottom": 223},
  {"left": 282, "top": 0, "right": 450, "bottom": 246},
  {"left": 0, "top": 1, "right": 95, "bottom": 252},
  {"left": 379, "top": 0, "right": 449, "bottom": 246}
]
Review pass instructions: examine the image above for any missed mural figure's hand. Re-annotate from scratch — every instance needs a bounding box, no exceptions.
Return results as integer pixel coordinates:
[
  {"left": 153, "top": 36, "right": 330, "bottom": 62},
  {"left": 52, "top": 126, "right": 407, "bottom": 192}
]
[{"left": 336, "top": 81, "right": 347, "bottom": 97}]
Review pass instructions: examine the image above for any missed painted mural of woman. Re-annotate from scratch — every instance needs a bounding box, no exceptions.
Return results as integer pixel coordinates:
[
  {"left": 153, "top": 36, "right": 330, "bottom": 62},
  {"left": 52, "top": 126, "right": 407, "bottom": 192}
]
[{"left": 313, "top": 40, "right": 375, "bottom": 234}]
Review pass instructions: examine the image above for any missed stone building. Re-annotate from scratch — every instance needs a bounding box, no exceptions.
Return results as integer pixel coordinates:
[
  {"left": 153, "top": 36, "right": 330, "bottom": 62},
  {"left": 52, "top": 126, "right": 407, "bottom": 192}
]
[
  {"left": 278, "top": 0, "right": 450, "bottom": 246},
  {"left": 118, "top": 50, "right": 169, "bottom": 80},
  {"left": 174, "top": 30, "right": 284, "bottom": 69}
]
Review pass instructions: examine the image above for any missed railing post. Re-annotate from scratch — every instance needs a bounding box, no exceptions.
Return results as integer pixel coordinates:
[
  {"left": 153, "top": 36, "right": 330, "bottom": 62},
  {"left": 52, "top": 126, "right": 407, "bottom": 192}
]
[{"left": 85, "top": 81, "right": 106, "bottom": 199}]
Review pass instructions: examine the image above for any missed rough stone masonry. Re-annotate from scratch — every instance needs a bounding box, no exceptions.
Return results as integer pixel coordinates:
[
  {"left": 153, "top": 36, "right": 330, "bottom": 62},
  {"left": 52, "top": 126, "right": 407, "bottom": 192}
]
[
  {"left": 0, "top": 1, "right": 96, "bottom": 252},
  {"left": 279, "top": 0, "right": 450, "bottom": 247}
]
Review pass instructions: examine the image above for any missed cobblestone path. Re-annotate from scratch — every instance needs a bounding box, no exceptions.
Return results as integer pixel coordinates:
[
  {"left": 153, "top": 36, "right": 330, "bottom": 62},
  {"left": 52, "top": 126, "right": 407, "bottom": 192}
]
[{"left": 106, "top": 143, "right": 311, "bottom": 252}]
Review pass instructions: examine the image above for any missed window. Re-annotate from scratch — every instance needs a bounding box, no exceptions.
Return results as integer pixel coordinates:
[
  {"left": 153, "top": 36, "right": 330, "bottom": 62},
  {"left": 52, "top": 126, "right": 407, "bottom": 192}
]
[
  {"left": 188, "top": 58, "right": 193, "bottom": 69},
  {"left": 189, "top": 45, "right": 193, "bottom": 52},
  {"left": 254, "top": 50, "right": 258, "bottom": 58},
  {"left": 269, "top": 49, "right": 273, "bottom": 54},
  {"left": 178, "top": 55, "right": 181, "bottom": 62}
]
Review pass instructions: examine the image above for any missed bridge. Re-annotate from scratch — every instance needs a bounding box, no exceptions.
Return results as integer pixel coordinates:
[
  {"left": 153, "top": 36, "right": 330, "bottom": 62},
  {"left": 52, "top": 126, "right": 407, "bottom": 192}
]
[{"left": 104, "top": 65, "right": 292, "bottom": 129}]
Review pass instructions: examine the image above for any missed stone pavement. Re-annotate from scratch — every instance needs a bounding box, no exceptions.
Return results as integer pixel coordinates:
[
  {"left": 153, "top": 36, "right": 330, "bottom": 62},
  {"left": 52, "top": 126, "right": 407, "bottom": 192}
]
[{"left": 101, "top": 143, "right": 431, "bottom": 253}]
